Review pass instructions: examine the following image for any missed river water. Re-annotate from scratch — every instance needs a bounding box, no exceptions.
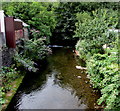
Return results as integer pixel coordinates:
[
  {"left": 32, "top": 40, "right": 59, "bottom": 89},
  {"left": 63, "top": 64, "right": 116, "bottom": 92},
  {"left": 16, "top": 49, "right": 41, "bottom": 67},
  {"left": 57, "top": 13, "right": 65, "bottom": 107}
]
[{"left": 6, "top": 48, "right": 100, "bottom": 111}]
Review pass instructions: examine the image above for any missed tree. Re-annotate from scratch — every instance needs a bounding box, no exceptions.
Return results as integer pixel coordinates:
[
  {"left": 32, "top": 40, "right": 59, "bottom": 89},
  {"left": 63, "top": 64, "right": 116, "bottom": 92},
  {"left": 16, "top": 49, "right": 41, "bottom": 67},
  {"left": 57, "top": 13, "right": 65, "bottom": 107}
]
[{"left": 2, "top": 2, "right": 56, "bottom": 43}]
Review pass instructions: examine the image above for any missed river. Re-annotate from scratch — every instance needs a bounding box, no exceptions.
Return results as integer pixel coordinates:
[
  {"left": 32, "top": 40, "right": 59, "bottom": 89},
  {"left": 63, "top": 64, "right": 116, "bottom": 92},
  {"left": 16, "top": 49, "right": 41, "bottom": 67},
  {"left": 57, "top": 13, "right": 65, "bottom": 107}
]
[{"left": 6, "top": 47, "right": 100, "bottom": 111}]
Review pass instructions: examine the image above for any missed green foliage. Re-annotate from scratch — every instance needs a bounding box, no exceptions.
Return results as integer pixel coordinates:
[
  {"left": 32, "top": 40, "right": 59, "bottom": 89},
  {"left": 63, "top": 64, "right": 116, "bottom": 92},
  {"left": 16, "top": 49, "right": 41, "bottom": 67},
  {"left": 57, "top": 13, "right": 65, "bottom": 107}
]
[
  {"left": 13, "top": 38, "right": 51, "bottom": 72},
  {"left": 2, "top": 2, "right": 118, "bottom": 44},
  {"left": 75, "top": 7, "right": 119, "bottom": 109},
  {"left": 23, "top": 38, "right": 51, "bottom": 60},
  {"left": 76, "top": 12, "right": 92, "bottom": 24},
  {"left": 0, "top": 87, "right": 5, "bottom": 105},
  {"left": 75, "top": 9, "right": 118, "bottom": 59},
  {"left": 14, "top": 53, "right": 38, "bottom": 72},
  {"left": 2, "top": 2, "right": 56, "bottom": 41},
  {"left": 76, "top": 40, "right": 104, "bottom": 60},
  {"left": 86, "top": 40, "right": 120, "bottom": 109},
  {"left": 74, "top": 9, "right": 118, "bottom": 39},
  {"left": 30, "top": 29, "right": 41, "bottom": 40},
  {"left": 53, "top": 2, "right": 82, "bottom": 41},
  {"left": 52, "top": 2, "right": 118, "bottom": 43},
  {"left": 0, "top": 66, "right": 19, "bottom": 105}
]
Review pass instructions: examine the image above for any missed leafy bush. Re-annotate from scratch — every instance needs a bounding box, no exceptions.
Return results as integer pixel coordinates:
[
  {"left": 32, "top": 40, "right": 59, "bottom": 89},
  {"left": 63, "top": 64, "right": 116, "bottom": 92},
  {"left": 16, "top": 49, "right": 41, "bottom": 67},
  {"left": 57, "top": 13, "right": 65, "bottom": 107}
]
[
  {"left": 53, "top": 2, "right": 118, "bottom": 42},
  {"left": 86, "top": 43, "right": 120, "bottom": 109},
  {"left": 76, "top": 40, "right": 104, "bottom": 60},
  {"left": 74, "top": 9, "right": 118, "bottom": 40},
  {"left": 30, "top": 29, "right": 41, "bottom": 40},
  {"left": 75, "top": 8, "right": 119, "bottom": 109},
  {"left": 0, "top": 87, "right": 5, "bottom": 105},
  {"left": 13, "top": 38, "right": 51, "bottom": 72},
  {"left": 75, "top": 9, "right": 118, "bottom": 59},
  {"left": 76, "top": 12, "right": 92, "bottom": 24},
  {"left": 14, "top": 53, "right": 38, "bottom": 72},
  {"left": 23, "top": 38, "right": 51, "bottom": 60}
]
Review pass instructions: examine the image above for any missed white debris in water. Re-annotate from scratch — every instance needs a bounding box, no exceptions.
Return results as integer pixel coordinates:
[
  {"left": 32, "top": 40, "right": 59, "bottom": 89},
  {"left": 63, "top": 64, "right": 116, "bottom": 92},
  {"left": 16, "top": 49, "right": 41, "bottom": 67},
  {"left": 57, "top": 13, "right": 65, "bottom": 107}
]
[
  {"left": 77, "top": 76, "right": 81, "bottom": 79},
  {"left": 102, "top": 44, "right": 107, "bottom": 49},
  {"left": 76, "top": 66, "right": 87, "bottom": 70},
  {"left": 86, "top": 75, "right": 90, "bottom": 79},
  {"left": 102, "top": 44, "right": 110, "bottom": 49},
  {"left": 89, "top": 85, "right": 92, "bottom": 88}
]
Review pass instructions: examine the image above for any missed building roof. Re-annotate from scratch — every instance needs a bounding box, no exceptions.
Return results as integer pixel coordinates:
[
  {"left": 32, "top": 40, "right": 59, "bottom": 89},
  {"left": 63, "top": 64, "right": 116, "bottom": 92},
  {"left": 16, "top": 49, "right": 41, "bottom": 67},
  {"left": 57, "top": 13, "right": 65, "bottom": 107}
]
[{"left": 14, "top": 19, "right": 29, "bottom": 27}]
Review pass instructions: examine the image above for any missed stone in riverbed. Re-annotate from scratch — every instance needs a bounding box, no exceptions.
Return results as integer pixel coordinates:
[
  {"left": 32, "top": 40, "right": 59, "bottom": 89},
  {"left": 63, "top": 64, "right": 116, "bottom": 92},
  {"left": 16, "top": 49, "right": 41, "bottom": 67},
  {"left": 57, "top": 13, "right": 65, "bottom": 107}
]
[
  {"left": 76, "top": 66, "right": 87, "bottom": 70},
  {"left": 77, "top": 76, "right": 81, "bottom": 79}
]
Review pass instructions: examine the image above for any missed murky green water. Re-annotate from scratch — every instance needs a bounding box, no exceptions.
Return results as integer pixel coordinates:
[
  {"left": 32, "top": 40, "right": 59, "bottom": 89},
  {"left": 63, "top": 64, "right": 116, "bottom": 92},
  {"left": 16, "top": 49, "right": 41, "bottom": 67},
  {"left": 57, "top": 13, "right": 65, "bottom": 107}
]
[{"left": 6, "top": 48, "right": 100, "bottom": 110}]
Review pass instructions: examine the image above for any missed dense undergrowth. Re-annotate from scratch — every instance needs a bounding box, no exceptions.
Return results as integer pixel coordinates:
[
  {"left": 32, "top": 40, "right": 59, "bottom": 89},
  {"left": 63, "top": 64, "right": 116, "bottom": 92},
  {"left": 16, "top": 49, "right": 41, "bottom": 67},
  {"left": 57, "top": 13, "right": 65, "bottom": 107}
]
[
  {"left": 87, "top": 40, "right": 120, "bottom": 109},
  {"left": 14, "top": 38, "right": 51, "bottom": 72},
  {"left": 75, "top": 8, "right": 119, "bottom": 109}
]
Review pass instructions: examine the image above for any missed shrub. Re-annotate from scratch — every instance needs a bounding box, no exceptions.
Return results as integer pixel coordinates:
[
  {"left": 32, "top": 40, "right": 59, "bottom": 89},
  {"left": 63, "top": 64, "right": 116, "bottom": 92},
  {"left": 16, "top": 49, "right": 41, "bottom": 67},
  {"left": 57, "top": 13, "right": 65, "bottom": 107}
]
[
  {"left": 75, "top": 8, "right": 119, "bottom": 109},
  {"left": 13, "top": 38, "right": 51, "bottom": 72},
  {"left": 75, "top": 9, "right": 118, "bottom": 59},
  {"left": 76, "top": 40, "right": 104, "bottom": 60},
  {"left": 14, "top": 53, "right": 38, "bottom": 72},
  {"left": 86, "top": 46, "right": 120, "bottom": 109},
  {"left": 23, "top": 38, "right": 51, "bottom": 60}
]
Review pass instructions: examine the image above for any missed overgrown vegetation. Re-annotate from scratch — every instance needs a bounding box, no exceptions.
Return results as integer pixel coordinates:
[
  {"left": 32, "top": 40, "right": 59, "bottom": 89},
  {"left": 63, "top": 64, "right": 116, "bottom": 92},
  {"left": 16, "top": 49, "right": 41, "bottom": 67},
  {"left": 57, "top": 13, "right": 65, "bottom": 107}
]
[
  {"left": 74, "top": 7, "right": 119, "bottom": 109},
  {"left": 75, "top": 9, "right": 118, "bottom": 60},
  {"left": 1, "top": 2, "right": 53, "bottom": 107},
  {"left": 1, "top": 2, "right": 119, "bottom": 110},
  {"left": 86, "top": 39, "right": 120, "bottom": 109},
  {"left": 14, "top": 38, "right": 51, "bottom": 72},
  {"left": 52, "top": 2, "right": 118, "bottom": 45}
]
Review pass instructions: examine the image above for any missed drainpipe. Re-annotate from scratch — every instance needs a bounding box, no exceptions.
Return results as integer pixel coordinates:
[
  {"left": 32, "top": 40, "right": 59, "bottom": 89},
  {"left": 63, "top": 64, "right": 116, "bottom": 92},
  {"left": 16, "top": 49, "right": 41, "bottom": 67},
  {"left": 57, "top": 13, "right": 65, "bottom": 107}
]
[{"left": 0, "top": 10, "right": 6, "bottom": 46}]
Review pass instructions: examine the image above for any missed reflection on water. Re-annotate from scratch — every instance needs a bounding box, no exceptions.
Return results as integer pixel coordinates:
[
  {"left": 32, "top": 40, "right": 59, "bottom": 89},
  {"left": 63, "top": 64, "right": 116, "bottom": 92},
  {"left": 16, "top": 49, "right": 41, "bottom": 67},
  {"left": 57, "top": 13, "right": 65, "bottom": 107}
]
[{"left": 6, "top": 48, "right": 100, "bottom": 111}]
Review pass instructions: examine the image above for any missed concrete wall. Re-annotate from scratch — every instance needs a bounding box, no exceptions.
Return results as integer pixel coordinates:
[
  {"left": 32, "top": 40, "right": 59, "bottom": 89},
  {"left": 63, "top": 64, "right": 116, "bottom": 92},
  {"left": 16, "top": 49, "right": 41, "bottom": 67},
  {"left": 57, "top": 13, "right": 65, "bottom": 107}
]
[{"left": 0, "top": 10, "right": 6, "bottom": 46}]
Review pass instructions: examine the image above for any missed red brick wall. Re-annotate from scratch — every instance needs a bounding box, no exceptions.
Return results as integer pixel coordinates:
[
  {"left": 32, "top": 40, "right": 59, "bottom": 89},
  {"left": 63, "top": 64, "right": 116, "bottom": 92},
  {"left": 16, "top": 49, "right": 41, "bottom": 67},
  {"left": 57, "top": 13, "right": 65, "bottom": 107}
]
[{"left": 15, "top": 29, "right": 23, "bottom": 41}]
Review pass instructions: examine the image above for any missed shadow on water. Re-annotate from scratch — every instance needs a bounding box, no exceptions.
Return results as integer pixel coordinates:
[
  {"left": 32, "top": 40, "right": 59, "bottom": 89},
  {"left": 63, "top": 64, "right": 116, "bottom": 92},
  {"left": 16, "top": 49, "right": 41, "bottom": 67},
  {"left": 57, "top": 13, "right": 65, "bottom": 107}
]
[{"left": 6, "top": 47, "right": 100, "bottom": 111}]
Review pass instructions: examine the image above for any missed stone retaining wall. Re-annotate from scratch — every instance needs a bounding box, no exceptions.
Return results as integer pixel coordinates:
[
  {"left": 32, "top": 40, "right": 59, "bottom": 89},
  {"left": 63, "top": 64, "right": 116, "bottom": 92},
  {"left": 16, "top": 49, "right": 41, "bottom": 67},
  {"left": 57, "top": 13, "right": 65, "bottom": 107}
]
[{"left": 2, "top": 47, "right": 16, "bottom": 67}]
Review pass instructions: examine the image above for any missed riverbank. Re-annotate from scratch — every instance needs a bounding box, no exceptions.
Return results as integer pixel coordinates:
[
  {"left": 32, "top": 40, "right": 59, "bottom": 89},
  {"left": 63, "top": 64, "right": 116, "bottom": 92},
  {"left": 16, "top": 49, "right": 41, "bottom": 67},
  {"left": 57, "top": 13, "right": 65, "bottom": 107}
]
[
  {"left": 75, "top": 37, "right": 119, "bottom": 109},
  {"left": 1, "top": 75, "right": 24, "bottom": 111}
]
